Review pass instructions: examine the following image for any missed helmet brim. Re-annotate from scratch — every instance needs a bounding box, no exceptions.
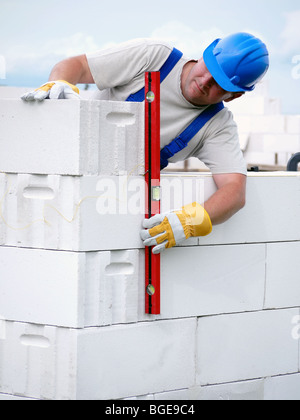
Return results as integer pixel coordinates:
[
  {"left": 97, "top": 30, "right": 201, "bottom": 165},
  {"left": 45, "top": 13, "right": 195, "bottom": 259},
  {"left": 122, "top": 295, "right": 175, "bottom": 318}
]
[{"left": 203, "top": 40, "right": 252, "bottom": 93}]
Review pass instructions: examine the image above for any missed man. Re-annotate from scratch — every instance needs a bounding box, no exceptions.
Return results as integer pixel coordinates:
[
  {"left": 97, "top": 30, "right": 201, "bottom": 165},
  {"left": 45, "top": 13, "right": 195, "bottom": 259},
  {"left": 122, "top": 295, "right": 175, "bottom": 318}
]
[{"left": 22, "top": 33, "right": 269, "bottom": 254}]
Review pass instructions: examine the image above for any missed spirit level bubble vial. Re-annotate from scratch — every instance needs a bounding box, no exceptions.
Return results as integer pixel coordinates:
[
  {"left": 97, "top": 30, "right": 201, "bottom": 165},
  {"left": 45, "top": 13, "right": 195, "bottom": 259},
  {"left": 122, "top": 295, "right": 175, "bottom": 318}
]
[{"left": 145, "top": 72, "right": 161, "bottom": 315}]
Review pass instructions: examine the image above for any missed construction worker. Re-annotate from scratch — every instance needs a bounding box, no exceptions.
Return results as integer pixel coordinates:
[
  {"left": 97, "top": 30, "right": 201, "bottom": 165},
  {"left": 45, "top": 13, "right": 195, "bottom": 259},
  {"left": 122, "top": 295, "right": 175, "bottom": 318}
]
[{"left": 22, "top": 33, "right": 269, "bottom": 254}]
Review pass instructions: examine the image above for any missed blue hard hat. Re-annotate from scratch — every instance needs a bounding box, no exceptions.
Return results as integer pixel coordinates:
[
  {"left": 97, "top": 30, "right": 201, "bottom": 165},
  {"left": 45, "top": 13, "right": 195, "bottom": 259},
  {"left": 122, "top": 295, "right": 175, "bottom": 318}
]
[{"left": 203, "top": 32, "right": 270, "bottom": 92}]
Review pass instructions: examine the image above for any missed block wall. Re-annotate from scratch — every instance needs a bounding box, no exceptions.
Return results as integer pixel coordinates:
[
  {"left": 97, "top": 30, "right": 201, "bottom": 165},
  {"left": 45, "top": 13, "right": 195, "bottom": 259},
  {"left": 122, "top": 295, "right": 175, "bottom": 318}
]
[
  {"left": 228, "top": 81, "right": 300, "bottom": 168},
  {"left": 167, "top": 81, "right": 300, "bottom": 172},
  {"left": 0, "top": 97, "right": 300, "bottom": 400}
]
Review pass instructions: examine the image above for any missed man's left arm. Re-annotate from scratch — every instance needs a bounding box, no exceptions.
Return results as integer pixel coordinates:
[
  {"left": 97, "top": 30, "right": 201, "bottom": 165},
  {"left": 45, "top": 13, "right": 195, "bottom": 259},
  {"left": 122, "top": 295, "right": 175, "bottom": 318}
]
[{"left": 204, "top": 173, "right": 247, "bottom": 225}]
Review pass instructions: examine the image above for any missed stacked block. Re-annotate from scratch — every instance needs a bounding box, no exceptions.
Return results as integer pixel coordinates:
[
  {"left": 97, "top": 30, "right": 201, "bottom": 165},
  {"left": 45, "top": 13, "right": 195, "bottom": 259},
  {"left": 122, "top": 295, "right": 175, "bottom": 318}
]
[
  {"left": 227, "top": 81, "right": 300, "bottom": 168},
  {"left": 1, "top": 96, "right": 300, "bottom": 400},
  {"left": 168, "top": 81, "right": 300, "bottom": 172}
]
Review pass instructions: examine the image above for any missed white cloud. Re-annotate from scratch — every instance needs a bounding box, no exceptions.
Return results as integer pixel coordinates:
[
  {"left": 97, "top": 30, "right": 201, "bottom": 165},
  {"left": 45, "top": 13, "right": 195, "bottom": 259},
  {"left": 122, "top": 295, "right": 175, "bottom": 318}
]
[
  {"left": 6, "top": 23, "right": 225, "bottom": 76},
  {"left": 280, "top": 10, "right": 300, "bottom": 55},
  {"left": 42, "top": 32, "right": 100, "bottom": 57},
  {"left": 150, "top": 21, "right": 224, "bottom": 57},
  {"left": 4, "top": 32, "right": 101, "bottom": 74}
]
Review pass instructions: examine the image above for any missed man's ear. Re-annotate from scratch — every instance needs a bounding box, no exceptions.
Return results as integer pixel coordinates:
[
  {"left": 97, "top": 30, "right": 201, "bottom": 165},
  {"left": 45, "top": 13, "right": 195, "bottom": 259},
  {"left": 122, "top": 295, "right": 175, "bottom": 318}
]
[{"left": 224, "top": 92, "right": 245, "bottom": 103}]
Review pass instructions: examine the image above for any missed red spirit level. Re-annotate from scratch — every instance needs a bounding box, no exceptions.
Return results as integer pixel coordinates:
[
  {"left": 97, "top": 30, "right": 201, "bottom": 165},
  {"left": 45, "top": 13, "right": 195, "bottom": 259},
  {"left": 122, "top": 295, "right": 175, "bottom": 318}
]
[{"left": 145, "top": 72, "right": 161, "bottom": 315}]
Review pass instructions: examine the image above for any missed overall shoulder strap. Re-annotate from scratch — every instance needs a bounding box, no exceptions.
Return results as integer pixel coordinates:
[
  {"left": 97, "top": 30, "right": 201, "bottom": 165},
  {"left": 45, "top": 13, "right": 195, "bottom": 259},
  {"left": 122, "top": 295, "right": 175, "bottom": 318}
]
[
  {"left": 126, "top": 48, "right": 183, "bottom": 103},
  {"left": 160, "top": 102, "right": 225, "bottom": 170}
]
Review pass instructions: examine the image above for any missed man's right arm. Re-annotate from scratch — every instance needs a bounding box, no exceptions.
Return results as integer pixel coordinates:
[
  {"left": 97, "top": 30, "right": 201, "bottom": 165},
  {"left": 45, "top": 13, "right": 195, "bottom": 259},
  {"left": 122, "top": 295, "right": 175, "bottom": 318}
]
[
  {"left": 49, "top": 54, "right": 95, "bottom": 85},
  {"left": 21, "top": 54, "right": 95, "bottom": 101}
]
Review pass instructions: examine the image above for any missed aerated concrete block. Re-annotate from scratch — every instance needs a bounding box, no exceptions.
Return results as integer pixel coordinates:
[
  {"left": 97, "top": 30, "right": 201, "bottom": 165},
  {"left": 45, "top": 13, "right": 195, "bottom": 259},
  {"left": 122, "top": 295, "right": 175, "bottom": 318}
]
[
  {"left": 0, "top": 246, "right": 140, "bottom": 328},
  {"left": 227, "top": 95, "right": 281, "bottom": 116},
  {"left": 0, "top": 318, "right": 196, "bottom": 400},
  {"left": 0, "top": 393, "right": 34, "bottom": 400},
  {"left": 264, "top": 374, "right": 300, "bottom": 400},
  {"left": 194, "top": 379, "right": 265, "bottom": 401},
  {"left": 0, "top": 173, "right": 204, "bottom": 251},
  {"left": 244, "top": 133, "right": 300, "bottom": 155},
  {"left": 1, "top": 173, "right": 300, "bottom": 251},
  {"left": 0, "top": 242, "right": 266, "bottom": 328},
  {"left": 200, "top": 173, "right": 300, "bottom": 246},
  {"left": 196, "top": 308, "right": 300, "bottom": 386},
  {"left": 0, "top": 173, "right": 145, "bottom": 251},
  {"left": 265, "top": 242, "right": 300, "bottom": 309},
  {"left": 243, "top": 151, "right": 277, "bottom": 166},
  {"left": 263, "top": 134, "right": 300, "bottom": 154},
  {"left": 0, "top": 99, "right": 144, "bottom": 176},
  {"left": 157, "top": 243, "right": 266, "bottom": 318},
  {"left": 285, "top": 115, "right": 300, "bottom": 134},
  {"left": 234, "top": 115, "right": 286, "bottom": 135},
  {"left": 252, "top": 115, "right": 286, "bottom": 134}
]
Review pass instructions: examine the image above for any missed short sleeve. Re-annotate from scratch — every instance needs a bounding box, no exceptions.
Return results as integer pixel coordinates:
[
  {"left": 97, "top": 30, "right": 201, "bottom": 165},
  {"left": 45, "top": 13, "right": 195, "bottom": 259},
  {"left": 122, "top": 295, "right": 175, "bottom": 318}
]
[{"left": 195, "top": 108, "right": 247, "bottom": 175}]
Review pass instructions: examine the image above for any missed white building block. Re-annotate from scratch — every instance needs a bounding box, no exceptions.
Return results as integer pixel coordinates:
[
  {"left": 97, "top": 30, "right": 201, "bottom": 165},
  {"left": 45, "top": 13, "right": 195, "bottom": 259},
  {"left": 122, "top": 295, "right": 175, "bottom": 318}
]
[
  {"left": 264, "top": 374, "right": 300, "bottom": 401},
  {"left": 0, "top": 173, "right": 145, "bottom": 251},
  {"left": 265, "top": 242, "right": 300, "bottom": 309},
  {"left": 0, "top": 246, "right": 140, "bottom": 328},
  {"left": 245, "top": 134, "right": 266, "bottom": 153},
  {"left": 1, "top": 173, "right": 300, "bottom": 251},
  {"left": 156, "top": 244, "right": 266, "bottom": 318},
  {"left": 0, "top": 318, "right": 196, "bottom": 400},
  {"left": 195, "top": 374, "right": 300, "bottom": 400},
  {"left": 235, "top": 115, "right": 286, "bottom": 135},
  {"left": 200, "top": 173, "right": 300, "bottom": 246},
  {"left": 196, "top": 308, "right": 300, "bottom": 386},
  {"left": 0, "top": 99, "right": 144, "bottom": 176},
  {"left": 243, "top": 134, "right": 298, "bottom": 167},
  {"left": 227, "top": 95, "right": 281, "bottom": 116},
  {"left": 194, "top": 379, "right": 265, "bottom": 401},
  {"left": 286, "top": 115, "right": 300, "bottom": 134},
  {"left": 252, "top": 115, "right": 286, "bottom": 134},
  {"left": 0, "top": 173, "right": 203, "bottom": 251},
  {"left": 234, "top": 115, "right": 252, "bottom": 134},
  {"left": 277, "top": 152, "right": 293, "bottom": 167},
  {"left": 243, "top": 151, "right": 277, "bottom": 166},
  {"left": 0, "top": 321, "right": 77, "bottom": 400},
  {"left": 127, "top": 379, "right": 266, "bottom": 400},
  {"left": 251, "top": 80, "right": 270, "bottom": 97},
  {"left": 244, "top": 133, "right": 300, "bottom": 155},
  {"left": 0, "top": 393, "right": 35, "bottom": 400},
  {"left": 0, "top": 86, "right": 93, "bottom": 99},
  {"left": 263, "top": 134, "right": 300, "bottom": 154},
  {"left": 0, "top": 243, "right": 265, "bottom": 328}
]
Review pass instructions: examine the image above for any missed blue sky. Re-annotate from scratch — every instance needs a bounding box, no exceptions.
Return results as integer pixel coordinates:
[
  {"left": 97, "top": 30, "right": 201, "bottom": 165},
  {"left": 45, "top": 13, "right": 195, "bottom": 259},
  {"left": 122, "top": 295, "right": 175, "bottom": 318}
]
[{"left": 0, "top": 0, "right": 299, "bottom": 114}]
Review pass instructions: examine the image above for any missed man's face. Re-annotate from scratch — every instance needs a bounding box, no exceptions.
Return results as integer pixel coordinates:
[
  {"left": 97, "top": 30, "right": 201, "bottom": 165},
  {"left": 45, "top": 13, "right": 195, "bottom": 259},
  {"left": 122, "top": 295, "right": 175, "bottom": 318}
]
[{"left": 181, "top": 58, "right": 240, "bottom": 106}]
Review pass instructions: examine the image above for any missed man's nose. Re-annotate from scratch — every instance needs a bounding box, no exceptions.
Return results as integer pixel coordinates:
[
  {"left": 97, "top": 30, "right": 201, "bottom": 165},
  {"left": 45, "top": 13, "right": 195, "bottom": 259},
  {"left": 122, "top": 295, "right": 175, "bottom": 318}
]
[{"left": 202, "top": 73, "right": 215, "bottom": 88}]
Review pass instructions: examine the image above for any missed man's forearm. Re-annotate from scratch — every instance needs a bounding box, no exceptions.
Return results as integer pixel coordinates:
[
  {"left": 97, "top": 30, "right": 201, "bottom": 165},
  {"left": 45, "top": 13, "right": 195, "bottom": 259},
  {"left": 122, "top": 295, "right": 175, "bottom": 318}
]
[{"left": 204, "top": 182, "right": 246, "bottom": 225}]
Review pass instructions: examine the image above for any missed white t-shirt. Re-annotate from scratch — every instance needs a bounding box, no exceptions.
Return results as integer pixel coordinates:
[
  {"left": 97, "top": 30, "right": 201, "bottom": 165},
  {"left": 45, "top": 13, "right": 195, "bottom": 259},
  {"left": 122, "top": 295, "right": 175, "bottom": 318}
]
[{"left": 87, "top": 38, "right": 247, "bottom": 175}]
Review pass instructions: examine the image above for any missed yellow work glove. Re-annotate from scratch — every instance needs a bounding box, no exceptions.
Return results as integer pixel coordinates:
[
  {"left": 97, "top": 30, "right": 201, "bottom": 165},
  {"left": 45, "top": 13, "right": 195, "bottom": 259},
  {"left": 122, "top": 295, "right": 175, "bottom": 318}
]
[
  {"left": 141, "top": 202, "right": 212, "bottom": 254},
  {"left": 21, "top": 80, "right": 80, "bottom": 101}
]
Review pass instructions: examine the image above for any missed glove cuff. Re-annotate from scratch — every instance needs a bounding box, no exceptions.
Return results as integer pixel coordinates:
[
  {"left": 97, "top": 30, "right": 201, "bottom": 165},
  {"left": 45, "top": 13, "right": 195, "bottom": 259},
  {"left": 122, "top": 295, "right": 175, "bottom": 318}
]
[
  {"left": 175, "top": 202, "right": 212, "bottom": 238},
  {"left": 57, "top": 80, "right": 80, "bottom": 95}
]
